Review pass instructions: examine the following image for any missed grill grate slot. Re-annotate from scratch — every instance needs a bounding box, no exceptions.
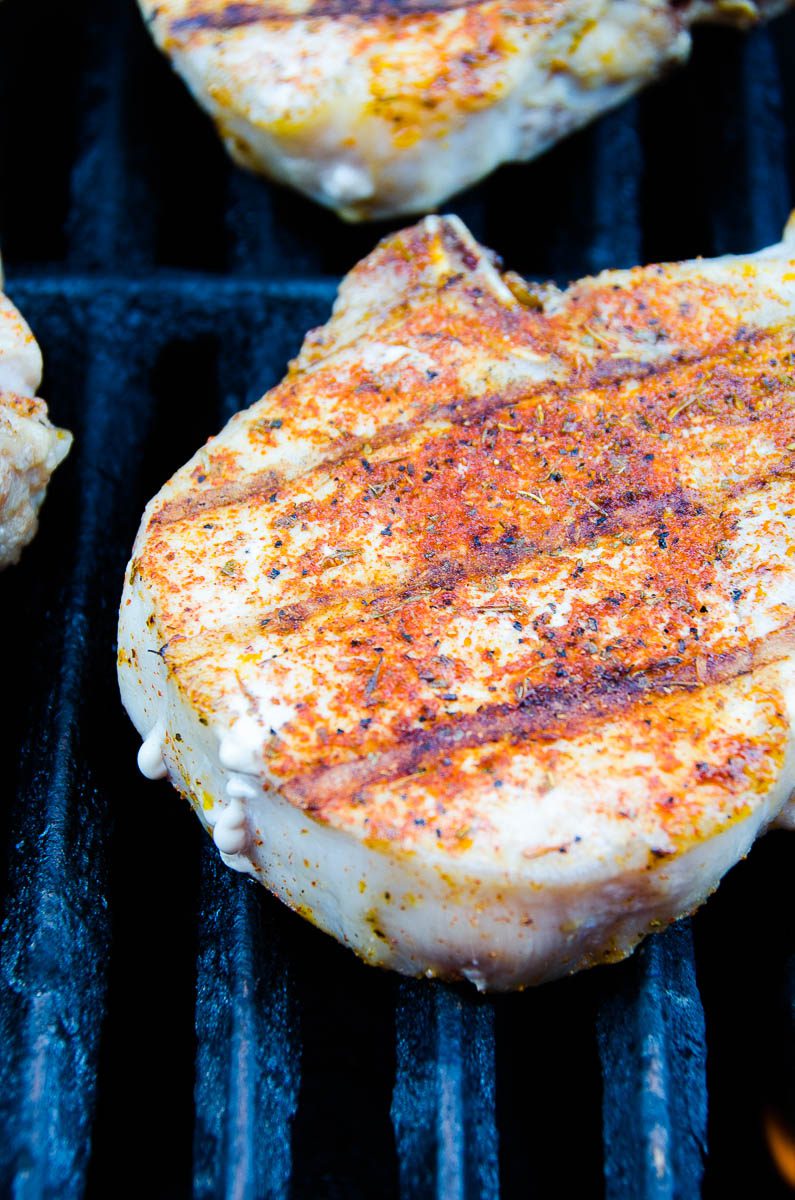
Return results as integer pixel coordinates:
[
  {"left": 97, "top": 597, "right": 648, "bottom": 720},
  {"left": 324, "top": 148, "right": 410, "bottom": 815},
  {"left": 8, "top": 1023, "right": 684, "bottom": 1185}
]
[
  {"left": 392, "top": 983, "right": 499, "bottom": 1200},
  {"left": 193, "top": 848, "right": 299, "bottom": 1200}
]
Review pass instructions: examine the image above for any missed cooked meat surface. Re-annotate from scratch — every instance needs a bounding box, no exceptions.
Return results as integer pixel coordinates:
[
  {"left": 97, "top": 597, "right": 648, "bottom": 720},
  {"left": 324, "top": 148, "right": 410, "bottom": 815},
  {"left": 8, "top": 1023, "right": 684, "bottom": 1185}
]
[
  {"left": 138, "top": 0, "right": 792, "bottom": 220},
  {"left": 119, "top": 216, "right": 795, "bottom": 989},
  {"left": 0, "top": 289, "right": 71, "bottom": 569}
]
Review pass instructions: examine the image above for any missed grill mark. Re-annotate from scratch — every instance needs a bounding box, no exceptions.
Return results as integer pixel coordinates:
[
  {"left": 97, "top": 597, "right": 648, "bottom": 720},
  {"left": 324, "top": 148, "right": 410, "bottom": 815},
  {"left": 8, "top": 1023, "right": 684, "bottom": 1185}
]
[
  {"left": 158, "top": 483, "right": 709, "bottom": 668},
  {"left": 300, "top": 458, "right": 779, "bottom": 598},
  {"left": 170, "top": 0, "right": 486, "bottom": 33},
  {"left": 309, "top": 324, "right": 783, "bottom": 473},
  {"left": 155, "top": 458, "right": 792, "bottom": 671},
  {"left": 152, "top": 469, "right": 281, "bottom": 526},
  {"left": 280, "top": 626, "right": 795, "bottom": 811},
  {"left": 148, "top": 322, "right": 787, "bottom": 530},
  {"left": 150, "top": 385, "right": 536, "bottom": 527}
]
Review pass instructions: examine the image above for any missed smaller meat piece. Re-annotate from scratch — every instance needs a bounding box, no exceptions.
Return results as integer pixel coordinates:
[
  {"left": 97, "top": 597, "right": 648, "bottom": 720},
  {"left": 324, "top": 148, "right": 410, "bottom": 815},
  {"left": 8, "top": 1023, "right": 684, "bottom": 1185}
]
[
  {"left": 138, "top": 0, "right": 793, "bottom": 220},
  {"left": 0, "top": 289, "right": 72, "bottom": 568}
]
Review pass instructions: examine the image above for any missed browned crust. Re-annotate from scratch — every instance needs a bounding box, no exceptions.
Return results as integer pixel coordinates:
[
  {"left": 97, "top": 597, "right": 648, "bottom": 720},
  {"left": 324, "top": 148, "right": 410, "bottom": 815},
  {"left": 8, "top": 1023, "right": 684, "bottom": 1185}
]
[
  {"left": 150, "top": 321, "right": 790, "bottom": 529},
  {"left": 152, "top": 469, "right": 280, "bottom": 526},
  {"left": 280, "top": 625, "right": 795, "bottom": 809},
  {"left": 135, "top": 219, "right": 795, "bottom": 837},
  {"left": 168, "top": 0, "right": 489, "bottom": 32}
]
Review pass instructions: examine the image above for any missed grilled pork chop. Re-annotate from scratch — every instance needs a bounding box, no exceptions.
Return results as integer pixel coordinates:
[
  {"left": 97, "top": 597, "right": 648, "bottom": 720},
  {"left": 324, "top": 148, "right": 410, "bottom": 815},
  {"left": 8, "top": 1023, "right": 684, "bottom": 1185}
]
[
  {"left": 119, "top": 216, "right": 795, "bottom": 989},
  {"left": 0, "top": 286, "right": 71, "bottom": 569},
  {"left": 138, "top": 0, "right": 792, "bottom": 220}
]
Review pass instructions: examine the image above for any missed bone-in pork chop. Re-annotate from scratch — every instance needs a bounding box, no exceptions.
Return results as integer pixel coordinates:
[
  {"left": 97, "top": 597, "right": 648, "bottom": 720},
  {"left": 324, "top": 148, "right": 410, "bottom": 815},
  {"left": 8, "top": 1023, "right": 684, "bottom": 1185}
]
[{"left": 119, "top": 215, "right": 795, "bottom": 989}]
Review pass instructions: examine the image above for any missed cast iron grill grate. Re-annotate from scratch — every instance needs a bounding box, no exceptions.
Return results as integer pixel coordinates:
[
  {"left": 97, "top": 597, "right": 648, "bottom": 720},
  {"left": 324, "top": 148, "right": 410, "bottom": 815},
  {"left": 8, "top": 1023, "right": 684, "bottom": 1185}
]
[{"left": 0, "top": 2, "right": 794, "bottom": 1197}]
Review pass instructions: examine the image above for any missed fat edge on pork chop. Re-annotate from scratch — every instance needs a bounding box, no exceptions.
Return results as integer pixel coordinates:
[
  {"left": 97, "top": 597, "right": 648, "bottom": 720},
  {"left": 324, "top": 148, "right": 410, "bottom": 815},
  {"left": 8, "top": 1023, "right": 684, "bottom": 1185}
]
[
  {"left": 119, "top": 215, "right": 795, "bottom": 990},
  {"left": 138, "top": 0, "right": 794, "bottom": 219}
]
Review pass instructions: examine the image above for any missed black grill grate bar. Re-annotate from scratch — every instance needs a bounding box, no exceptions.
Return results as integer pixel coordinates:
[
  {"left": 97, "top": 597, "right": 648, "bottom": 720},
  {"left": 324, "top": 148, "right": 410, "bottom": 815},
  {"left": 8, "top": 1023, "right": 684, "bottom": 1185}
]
[
  {"left": 597, "top": 924, "right": 708, "bottom": 1200},
  {"left": 738, "top": 28, "right": 790, "bottom": 249},
  {"left": 0, "top": 291, "right": 156, "bottom": 1198},
  {"left": 6, "top": 274, "right": 339, "bottom": 313},
  {"left": 392, "top": 982, "right": 499, "bottom": 1200},
  {"left": 193, "top": 849, "right": 300, "bottom": 1200}
]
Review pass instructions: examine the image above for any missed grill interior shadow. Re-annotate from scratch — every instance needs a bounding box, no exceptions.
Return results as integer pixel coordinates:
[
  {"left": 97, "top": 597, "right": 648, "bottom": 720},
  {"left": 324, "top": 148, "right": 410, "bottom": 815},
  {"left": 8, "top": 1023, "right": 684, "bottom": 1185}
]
[
  {"left": 496, "top": 972, "right": 605, "bottom": 1198},
  {"left": 288, "top": 921, "right": 400, "bottom": 1200}
]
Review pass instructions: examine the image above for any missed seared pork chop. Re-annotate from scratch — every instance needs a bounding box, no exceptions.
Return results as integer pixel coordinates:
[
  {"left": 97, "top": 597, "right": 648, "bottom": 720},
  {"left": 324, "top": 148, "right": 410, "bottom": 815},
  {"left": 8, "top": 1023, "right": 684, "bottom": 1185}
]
[
  {"left": 119, "top": 216, "right": 795, "bottom": 989},
  {"left": 0, "top": 287, "right": 71, "bottom": 569},
  {"left": 138, "top": 0, "right": 792, "bottom": 220}
]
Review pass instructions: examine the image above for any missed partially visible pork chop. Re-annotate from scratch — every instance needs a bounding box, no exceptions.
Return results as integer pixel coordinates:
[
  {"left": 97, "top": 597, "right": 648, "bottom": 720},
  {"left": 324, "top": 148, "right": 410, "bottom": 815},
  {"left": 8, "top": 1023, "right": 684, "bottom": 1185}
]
[
  {"left": 138, "top": 0, "right": 793, "bottom": 219},
  {"left": 0, "top": 289, "right": 71, "bottom": 569},
  {"left": 119, "top": 215, "right": 794, "bottom": 989}
]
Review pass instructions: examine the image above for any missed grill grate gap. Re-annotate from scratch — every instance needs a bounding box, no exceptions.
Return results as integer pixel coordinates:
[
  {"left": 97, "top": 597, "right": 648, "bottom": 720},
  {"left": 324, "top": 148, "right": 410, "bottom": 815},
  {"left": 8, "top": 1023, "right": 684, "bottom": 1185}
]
[
  {"left": 392, "top": 982, "right": 499, "bottom": 1200},
  {"left": 0, "top": 9, "right": 84, "bottom": 267},
  {"left": 193, "top": 851, "right": 300, "bottom": 1200},
  {"left": 495, "top": 977, "right": 604, "bottom": 1198},
  {"left": 288, "top": 926, "right": 399, "bottom": 1200}
]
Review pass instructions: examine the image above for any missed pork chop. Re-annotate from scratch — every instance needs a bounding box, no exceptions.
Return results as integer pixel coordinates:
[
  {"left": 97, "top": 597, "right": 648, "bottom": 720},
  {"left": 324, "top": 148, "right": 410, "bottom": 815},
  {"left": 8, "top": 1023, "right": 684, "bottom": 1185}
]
[
  {"left": 138, "top": 0, "right": 792, "bottom": 220},
  {"left": 0, "top": 286, "right": 71, "bottom": 569},
  {"left": 119, "top": 215, "right": 795, "bottom": 989}
]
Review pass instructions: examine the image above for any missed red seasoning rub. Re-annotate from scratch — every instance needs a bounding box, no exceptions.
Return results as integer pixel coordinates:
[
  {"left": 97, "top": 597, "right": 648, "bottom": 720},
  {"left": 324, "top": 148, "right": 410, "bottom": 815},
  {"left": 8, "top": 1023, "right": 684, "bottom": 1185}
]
[{"left": 119, "top": 215, "right": 795, "bottom": 990}]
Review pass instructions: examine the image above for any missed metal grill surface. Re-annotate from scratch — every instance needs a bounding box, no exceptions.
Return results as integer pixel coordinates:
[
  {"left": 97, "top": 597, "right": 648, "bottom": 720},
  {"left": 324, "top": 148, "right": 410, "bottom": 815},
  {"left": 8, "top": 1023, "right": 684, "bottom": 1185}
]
[{"left": 0, "top": 2, "right": 794, "bottom": 1196}]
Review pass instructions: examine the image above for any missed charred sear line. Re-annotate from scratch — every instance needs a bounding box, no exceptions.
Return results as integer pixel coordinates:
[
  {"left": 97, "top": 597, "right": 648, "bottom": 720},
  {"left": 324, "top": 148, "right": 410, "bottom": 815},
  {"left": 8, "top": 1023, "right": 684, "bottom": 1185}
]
[
  {"left": 281, "top": 625, "right": 795, "bottom": 811},
  {"left": 321, "top": 326, "right": 788, "bottom": 470},
  {"left": 153, "top": 469, "right": 281, "bottom": 526},
  {"left": 148, "top": 325, "right": 793, "bottom": 531},
  {"left": 170, "top": 0, "right": 485, "bottom": 33}
]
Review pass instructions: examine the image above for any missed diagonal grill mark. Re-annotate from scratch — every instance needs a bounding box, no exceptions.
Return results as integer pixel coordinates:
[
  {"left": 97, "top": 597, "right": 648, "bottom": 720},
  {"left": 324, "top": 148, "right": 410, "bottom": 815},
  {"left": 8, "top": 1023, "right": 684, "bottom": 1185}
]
[
  {"left": 148, "top": 377, "right": 539, "bottom": 527},
  {"left": 148, "top": 323, "right": 786, "bottom": 528},
  {"left": 170, "top": 0, "right": 486, "bottom": 34},
  {"left": 152, "top": 469, "right": 281, "bottom": 527},
  {"left": 148, "top": 318, "right": 795, "bottom": 751},
  {"left": 280, "top": 625, "right": 795, "bottom": 811},
  {"left": 162, "top": 483, "right": 707, "bottom": 671},
  {"left": 159, "top": 462, "right": 794, "bottom": 675}
]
